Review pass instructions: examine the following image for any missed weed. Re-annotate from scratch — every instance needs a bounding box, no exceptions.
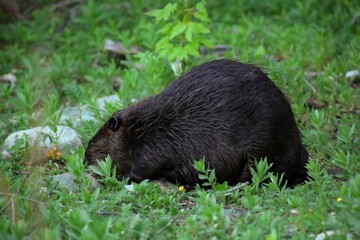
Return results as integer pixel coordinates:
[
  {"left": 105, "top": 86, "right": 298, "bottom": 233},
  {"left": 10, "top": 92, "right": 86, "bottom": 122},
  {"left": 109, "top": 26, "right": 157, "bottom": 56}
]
[
  {"left": 88, "top": 156, "right": 120, "bottom": 188},
  {"left": 194, "top": 158, "right": 228, "bottom": 190},
  {"left": 0, "top": 0, "right": 359, "bottom": 239}
]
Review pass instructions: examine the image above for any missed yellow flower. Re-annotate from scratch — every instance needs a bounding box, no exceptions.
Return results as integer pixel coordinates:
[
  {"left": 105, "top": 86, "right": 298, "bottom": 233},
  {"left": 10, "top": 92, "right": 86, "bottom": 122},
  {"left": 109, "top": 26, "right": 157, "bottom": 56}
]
[
  {"left": 178, "top": 185, "right": 184, "bottom": 191},
  {"left": 336, "top": 197, "right": 342, "bottom": 202},
  {"left": 45, "top": 146, "right": 62, "bottom": 160}
]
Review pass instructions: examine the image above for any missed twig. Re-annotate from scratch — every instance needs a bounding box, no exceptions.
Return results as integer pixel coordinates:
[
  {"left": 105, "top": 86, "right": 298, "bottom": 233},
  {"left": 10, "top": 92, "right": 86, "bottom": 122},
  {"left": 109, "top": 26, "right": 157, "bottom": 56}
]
[
  {"left": 0, "top": 194, "right": 12, "bottom": 213},
  {"left": 0, "top": 191, "right": 122, "bottom": 216},
  {"left": 0, "top": 172, "right": 30, "bottom": 217},
  {"left": 225, "top": 182, "right": 248, "bottom": 196},
  {"left": 156, "top": 213, "right": 181, "bottom": 235},
  {"left": 52, "top": 0, "right": 84, "bottom": 10},
  {"left": 24, "top": 0, "right": 83, "bottom": 16},
  {"left": 11, "top": 197, "right": 15, "bottom": 225},
  {"left": 24, "top": 2, "right": 42, "bottom": 15},
  {"left": 0, "top": 192, "right": 45, "bottom": 205},
  {"left": 91, "top": 211, "right": 118, "bottom": 216},
  {"left": 303, "top": 78, "right": 317, "bottom": 94}
]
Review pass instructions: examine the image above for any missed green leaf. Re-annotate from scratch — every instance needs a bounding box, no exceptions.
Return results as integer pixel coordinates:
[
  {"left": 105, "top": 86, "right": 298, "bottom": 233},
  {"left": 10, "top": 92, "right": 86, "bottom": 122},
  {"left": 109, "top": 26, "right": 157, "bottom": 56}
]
[
  {"left": 209, "top": 170, "right": 216, "bottom": 183},
  {"left": 188, "top": 40, "right": 200, "bottom": 55},
  {"left": 196, "top": 2, "right": 207, "bottom": 15},
  {"left": 193, "top": 160, "right": 204, "bottom": 172},
  {"left": 155, "top": 38, "right": 172, "bottom": 51},
  {"left": 159, "top": 22, "right": 175, "bottom": 34},
  {"left": 147, "top": 3, "right": 178, "bottom": 22},
  {"left": 199, "top": 37, "right": 213, "bottom": 48},
  {"left": 169, "top": 46, "right": 185, "bottom": 61},
  {"left": 112, "top": 165, "right": 117, "bottom": 177},
  {"left": 16, "top": 90, "right": 27, "bottom": 105},
  {"left": 88, "top": 165, "right": 103, "bottom": 177},
  {"left": 213, "top": 182, "right": 228, "bottom": 190},
  {"left": 163, "top": 2, "right": 178, "bottom": 17},
  {"left": 146, "top": 9, "right": 162, "bottom": 22},
  {"left": 184, "top": 44, "right": 200, "bottom": 57},
  {"left": 193, "top": 12, "right": 210, "bottom": 22},
  {"left": 170, "top": 22, "right": 187, "bottom": 39},
  {"left": 192, "top": 22, "right": 210, "bottom": 34},
  {"left": 185, "top": 22, "right": 193, "bottom": 41},
  {"left": 255, "top": 45, "right": 266, "bottom": 57},
  {"left": 198, "top": 174, "right": 208, "bottom": 180},
  {"left": 177, "top": 48, "right": 189, "bottom": 61},
  {"left": 194, "top": 3, "right": 210, "bottom": 23}
]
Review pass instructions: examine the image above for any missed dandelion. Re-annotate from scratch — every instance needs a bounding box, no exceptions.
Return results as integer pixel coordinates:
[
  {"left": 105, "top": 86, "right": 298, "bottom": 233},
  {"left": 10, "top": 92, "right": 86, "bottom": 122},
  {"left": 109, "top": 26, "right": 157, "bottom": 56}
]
[
  {"left": 336, "top": 197, "right": 342, "bottom": 202},
  {"left": 179, "top": 185, "right": 184, "bottom": 191}
]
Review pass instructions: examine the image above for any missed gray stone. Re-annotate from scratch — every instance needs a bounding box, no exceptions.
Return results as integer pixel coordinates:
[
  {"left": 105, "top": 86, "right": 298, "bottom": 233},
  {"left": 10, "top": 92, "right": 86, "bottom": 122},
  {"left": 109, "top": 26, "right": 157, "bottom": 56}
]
[
  {"left": 55, "top": 95, "right": 122, "bottom": 128},
  {"left": 1, "top": 125, "right": 82, "bottom": 157},
  {"left": 124, "top": 184, "right": 135, "bottom": 192},
  {"left": 0, "top": 73, "right": 16, "bottom": 87},
  {"left": 52, "top": 173, "right": 102, "bottom": 191},
  {"left": 96, "top": 95, "right": 122, "bottom": 110},
  {"left": 56, "top": 105, "right": 96, "bottom": 127},
  {"left": 224, "top": 207, "right": 247, "bottom": 217},
  {"left": 314, "top": 230, "right": 352, "bottom": 240},
  {"left": 304, "top": 71, "right": 320, "bottom": 80},
  {"left": 103, "top": 39, "right": 128, "bottom": 54},
  {"left": 52, "top": 173, "right": 79, "bottom": 191}
]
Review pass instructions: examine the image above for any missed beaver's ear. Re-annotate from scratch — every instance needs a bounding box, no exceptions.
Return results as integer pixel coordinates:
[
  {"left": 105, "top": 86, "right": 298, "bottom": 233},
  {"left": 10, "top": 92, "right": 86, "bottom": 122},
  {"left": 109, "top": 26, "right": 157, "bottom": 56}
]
[{"left": 108, "top": 116, "right": 122, "bottom": 131}]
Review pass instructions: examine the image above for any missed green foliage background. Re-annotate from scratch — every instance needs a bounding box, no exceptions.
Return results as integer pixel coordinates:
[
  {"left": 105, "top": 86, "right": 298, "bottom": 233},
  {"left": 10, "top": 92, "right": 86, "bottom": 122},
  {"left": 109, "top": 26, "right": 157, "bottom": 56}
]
[{"left": 0, "top": 0, "right": 359, "bottom": 239}]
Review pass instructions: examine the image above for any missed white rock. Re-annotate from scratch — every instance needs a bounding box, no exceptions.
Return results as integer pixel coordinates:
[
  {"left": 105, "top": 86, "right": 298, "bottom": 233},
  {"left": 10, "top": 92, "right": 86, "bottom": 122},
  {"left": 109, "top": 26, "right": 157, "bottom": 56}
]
[
  {"left": 315, "top": 231, "right": 335, "bottom": 240},
  {"left": 0, "top": 73, "right": 17, "bottom": 87},
  {"left": 290, "top": 208, "right": 299, "bottom": 214},
  {"left": 345, "top": 70, "right": 359, "bottom": 79},
  {"left": 1, "top": 125, "right": 82, "bottom": 157},
  {"left": 304, "top": 71, "right": 320, "bottom": 80},
  {"left": 125, "top": 184, "right": 135, "bottom": 192},
  {"left": 171, "top": 60, "right": 183, "bottom": 76},
  {"left": 103, "top": 39, "right": 127, "bottom": 53},
  {"left": 56, "top": 105, "right": 96, "bottom": 127},
  {"left": 96, "top": 95, "right": 122, "bottom": 110},
  {"left": 314, "top": 230, "right": 352, "bottom": 240},
  {"left": 52, "top": 173, "right": 79, "bottom": 191},
  {"left": 52, "top": 173, "right": 101, "bottom": 191},
  {"left": 54, "top": 95, "right": 122, "bottom": 128}
]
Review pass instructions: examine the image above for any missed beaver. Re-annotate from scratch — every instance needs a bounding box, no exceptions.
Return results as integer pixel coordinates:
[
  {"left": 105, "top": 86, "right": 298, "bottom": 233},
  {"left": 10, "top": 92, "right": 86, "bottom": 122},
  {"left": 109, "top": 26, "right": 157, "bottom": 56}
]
[{"left": 84, "top": 59, "right": 309, "bottom": 187}]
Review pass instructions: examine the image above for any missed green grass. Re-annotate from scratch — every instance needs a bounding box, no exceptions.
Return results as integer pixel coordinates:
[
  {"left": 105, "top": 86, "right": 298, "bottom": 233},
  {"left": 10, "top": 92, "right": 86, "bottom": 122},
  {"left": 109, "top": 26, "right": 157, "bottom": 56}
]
[{"left": 0, "top": 0, "right": 359, "bottom": 239}]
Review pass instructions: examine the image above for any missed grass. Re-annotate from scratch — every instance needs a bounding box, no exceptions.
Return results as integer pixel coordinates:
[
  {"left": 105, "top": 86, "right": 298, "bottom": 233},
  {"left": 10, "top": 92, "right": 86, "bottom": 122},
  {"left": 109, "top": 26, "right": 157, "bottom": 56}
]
[{"left": 0, "top": 0, "right": 359, "bottom": 239}]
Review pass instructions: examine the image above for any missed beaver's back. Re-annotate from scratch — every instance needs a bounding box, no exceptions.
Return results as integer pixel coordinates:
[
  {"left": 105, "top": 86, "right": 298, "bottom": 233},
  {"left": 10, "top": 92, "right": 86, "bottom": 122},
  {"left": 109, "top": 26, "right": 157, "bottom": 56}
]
[{"left": 121, "top": 59, "right": 308, "bottom": 186}]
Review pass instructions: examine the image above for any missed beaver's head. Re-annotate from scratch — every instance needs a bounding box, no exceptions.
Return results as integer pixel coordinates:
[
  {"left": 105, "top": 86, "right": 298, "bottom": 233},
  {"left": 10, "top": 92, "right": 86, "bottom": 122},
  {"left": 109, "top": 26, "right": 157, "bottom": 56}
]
[{"left": 84, "top": 111, "right": 132, "bottom": 177}]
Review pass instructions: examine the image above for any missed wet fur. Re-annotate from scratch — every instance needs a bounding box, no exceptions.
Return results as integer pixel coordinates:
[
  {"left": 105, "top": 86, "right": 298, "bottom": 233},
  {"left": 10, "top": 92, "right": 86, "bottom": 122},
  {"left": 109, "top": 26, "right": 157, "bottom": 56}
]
[{"left": 85, "top": 59, "right": 309, "bottom": 186}]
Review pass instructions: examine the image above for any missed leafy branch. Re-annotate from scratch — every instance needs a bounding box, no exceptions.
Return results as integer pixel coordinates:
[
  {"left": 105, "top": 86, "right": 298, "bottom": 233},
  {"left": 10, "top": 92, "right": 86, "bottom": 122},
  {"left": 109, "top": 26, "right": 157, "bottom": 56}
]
[{"left": 147, "top": 1, "right": 213, "bottom": 74}]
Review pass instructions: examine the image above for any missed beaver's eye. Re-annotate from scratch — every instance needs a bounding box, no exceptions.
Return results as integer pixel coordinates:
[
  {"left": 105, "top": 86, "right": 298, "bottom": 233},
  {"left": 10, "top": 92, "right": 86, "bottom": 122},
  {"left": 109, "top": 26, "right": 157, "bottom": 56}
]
[
  {"left": 89, "top": 142, "right": 95, "bottom": 148},
  {"left": 108, "top": 116, "right": 121, "bottom": 131}
]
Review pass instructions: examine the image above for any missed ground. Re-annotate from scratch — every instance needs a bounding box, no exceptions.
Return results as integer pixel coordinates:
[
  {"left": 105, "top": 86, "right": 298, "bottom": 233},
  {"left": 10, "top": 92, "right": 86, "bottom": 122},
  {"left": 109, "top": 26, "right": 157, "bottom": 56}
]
[{"left": 0, "top": 1, "right": 359, "bottom": 239}]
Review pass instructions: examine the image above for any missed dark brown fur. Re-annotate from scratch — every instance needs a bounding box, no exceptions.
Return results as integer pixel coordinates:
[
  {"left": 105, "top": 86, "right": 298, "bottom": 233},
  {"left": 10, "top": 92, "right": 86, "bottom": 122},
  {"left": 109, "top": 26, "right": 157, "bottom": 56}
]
[{"left": 85, "top": 59, "right": 309, "bottom": 187}]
